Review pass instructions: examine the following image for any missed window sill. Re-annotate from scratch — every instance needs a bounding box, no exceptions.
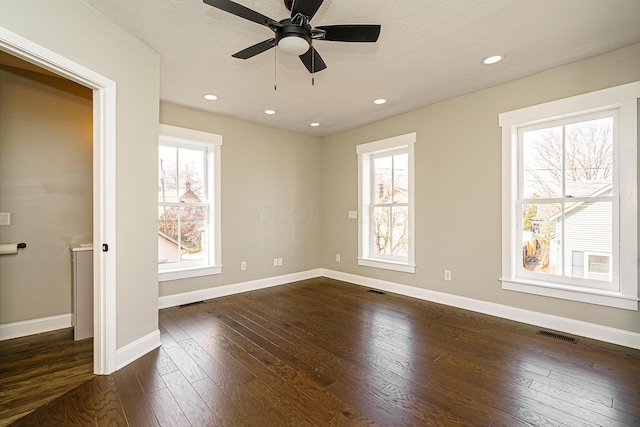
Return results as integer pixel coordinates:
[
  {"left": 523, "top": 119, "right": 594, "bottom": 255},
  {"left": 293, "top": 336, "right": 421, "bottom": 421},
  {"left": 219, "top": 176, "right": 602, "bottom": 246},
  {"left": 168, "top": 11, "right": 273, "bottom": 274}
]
[
  {"left": 358, "top": 258, "right": 415, "bottom": 273},
  {"left": 159, "top": 265, "right": 222, "bottom": 282},
  {"left": 501, "top": 278, "right": 638, "bottom": 310}
]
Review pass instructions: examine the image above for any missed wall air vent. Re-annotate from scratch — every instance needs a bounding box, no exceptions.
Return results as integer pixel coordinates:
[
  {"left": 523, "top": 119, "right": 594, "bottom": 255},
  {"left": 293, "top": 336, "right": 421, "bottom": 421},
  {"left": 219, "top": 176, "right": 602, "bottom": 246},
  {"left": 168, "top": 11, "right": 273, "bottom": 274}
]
[
  {"left": 537, "top": 330, "right": 578, "bottom": 344},
  {"left": 178, "top": 301, "right": 204, "bottom": 309}
]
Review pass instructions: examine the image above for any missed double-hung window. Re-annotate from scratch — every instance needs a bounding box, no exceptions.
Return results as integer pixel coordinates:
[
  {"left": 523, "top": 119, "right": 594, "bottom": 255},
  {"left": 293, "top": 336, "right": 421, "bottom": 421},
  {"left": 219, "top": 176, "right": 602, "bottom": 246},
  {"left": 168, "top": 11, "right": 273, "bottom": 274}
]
[
  {"left": 500, "top": 82, "right": 639, "bottom": 310},
  {"left": 357, "top": 133, "right": 415, "bottom": 273},
  {"left": 158, "top": 124, "right": 222, "bottom": 281}
]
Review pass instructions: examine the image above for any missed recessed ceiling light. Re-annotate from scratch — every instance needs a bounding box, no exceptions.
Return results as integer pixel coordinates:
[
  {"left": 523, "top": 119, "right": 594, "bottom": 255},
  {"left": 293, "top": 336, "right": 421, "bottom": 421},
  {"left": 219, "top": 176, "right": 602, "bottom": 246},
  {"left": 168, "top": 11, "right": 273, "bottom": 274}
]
[
  {"left": 482, "top": 55, "right": 503, "bottom": 65},
  {"left": 203, "top": 94, "right": 218, "bottom": 101},
  {"left": 374, "top": 98, "right": 387, "bottom": 105},
  {"left": 310, "top": 122, "right": 320, "bottom": 127},
  {"left": 264, "top": 109, "right": 276, "bottom": 115}
]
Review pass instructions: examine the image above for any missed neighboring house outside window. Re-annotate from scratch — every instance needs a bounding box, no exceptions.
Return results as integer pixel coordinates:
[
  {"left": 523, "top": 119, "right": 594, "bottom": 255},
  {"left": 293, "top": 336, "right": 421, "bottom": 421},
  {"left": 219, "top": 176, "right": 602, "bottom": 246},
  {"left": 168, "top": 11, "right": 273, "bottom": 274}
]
[
  {"left": 357, "top": 132, "right": 415, "bottom": 273},
  {"left": 499, "top": 81, "right": 639, "bottom": 310},
  {"left": 158, "top": 124, "right": 222, "bottom": 282}
]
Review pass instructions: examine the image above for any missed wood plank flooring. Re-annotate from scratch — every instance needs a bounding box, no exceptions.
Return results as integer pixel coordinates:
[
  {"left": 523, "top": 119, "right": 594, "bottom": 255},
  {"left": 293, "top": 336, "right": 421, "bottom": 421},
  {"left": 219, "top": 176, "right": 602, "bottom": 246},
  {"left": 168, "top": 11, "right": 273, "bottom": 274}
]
[
  {"left": 4, "top": 277, "right": 640, "bottom": 426},
  {"left": 0, "top": 328, "right": 94, "bottom": 426}
]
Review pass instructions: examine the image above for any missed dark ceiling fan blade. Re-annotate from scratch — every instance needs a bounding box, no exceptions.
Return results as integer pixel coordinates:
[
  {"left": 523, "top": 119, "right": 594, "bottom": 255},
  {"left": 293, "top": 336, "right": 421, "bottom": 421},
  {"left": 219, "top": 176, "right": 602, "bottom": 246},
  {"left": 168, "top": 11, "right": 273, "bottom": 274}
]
[
  {"left": 232, "top": 38, "right": 276, "bottom": 59},
  {"left": 290, "top": 0, "right": 324, "bottom": 20},
  {"left": 315, "top": 24, "right": 381, "bottom": 42},
  {"left": 203, "top": 0, "right": 280, "bottom": 28},
  {"left": 299, "top": 47, "right": 327, "bottom": 73}
]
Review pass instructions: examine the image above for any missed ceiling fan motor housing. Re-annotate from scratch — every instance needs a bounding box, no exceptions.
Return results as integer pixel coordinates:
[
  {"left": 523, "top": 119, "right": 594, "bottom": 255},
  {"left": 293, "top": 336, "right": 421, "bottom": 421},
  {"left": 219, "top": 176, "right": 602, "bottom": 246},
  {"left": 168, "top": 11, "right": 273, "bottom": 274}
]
[{"left": 276, "top": 23, "right": 312, "bottom": 55}]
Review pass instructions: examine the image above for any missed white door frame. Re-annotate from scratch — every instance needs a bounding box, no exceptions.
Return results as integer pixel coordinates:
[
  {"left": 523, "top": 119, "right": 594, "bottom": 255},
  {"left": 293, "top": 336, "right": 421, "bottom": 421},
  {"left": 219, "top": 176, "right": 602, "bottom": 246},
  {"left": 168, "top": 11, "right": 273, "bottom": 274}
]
[{"left": 0, "top": 27, "right": 117, "bottom": 374}]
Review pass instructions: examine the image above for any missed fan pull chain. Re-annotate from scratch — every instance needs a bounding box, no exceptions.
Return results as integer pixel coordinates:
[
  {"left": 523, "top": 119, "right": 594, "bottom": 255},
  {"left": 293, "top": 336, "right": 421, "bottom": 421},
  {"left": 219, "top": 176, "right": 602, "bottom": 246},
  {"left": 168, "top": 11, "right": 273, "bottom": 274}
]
[
  {"left": 274, "top": 47, "right": 277, "bottom": 91},
  {"left": 311, "top": 45, "right": 315, "bottom": 86}
]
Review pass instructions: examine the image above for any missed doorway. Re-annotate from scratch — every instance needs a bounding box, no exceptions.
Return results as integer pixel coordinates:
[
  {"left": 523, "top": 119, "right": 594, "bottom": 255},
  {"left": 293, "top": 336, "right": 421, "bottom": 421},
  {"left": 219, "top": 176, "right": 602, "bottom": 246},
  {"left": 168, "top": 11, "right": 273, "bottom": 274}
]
[{"left": 0, "top": 27, "right": 116, "bottom": 374}]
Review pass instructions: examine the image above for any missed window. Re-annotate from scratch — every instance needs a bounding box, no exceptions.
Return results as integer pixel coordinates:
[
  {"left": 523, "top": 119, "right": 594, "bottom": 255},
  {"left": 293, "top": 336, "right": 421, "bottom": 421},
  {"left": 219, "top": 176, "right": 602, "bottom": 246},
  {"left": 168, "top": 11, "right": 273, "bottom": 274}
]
[
  {"left": 357, "top": 133, "right": 415, "bottom": 273},
  {"left": 500, "top": 81, "right": 639, "bottom": 310},
  {"left": 587, "top": 253, "right": 611, "bottom": 281},
  {"left": 158, "top": 124, "right": 222, "bottom": 281}
]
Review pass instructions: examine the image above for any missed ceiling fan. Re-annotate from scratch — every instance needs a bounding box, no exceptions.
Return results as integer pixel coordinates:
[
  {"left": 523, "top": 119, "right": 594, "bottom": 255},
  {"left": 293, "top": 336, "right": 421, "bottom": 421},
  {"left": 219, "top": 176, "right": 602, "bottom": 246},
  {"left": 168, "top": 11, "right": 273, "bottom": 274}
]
[{"left": 203, "top": 0, "right": 381, "bottom": 73}]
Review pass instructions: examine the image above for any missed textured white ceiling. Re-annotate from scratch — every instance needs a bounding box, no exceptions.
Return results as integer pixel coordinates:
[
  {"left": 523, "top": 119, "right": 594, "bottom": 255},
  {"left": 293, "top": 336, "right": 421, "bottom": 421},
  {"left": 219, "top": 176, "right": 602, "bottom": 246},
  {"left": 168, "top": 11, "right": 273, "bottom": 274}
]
[{"left": 82, "top": 0, "right": 640, "bottom": 136}]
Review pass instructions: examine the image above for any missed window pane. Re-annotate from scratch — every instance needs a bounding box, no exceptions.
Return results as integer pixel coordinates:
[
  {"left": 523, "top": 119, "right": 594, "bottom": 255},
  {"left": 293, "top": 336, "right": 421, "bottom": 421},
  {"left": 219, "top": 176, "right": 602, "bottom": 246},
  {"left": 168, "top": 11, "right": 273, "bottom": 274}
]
[
  {"left": 522, "top": 202, "right": 562, "bottom": 275},
  {"left": 159, "top": 145, "right": 177, "bottom": 202},
  {"left": 158, "top": 206, "right": 179, "bottom": 264},
  {"left": 393, "top": 153, "right": 408, "bottom": 204},
  {"left": 158, "top": 205, "right": 207, "bottom": 265},
  {"left": 391, "top": 206, "right": 409, "bottom": 256},
  {"left": 565, "top": 117, "right": 613, "bottom": 198},
  {"left": 522, "top": 126, "right": 563, "bottom": 199},
  {"left": 563, "top": 201, "right": 612, "bottom": 281},
  {"left": 373, "top": 156, "right": 392, "bottom": 204},
  {"left": 180, "top": 206, "right": 206, "bottom": 262},
  {"left": 372, "top": 206, "right": 391, "bottom": 255},
  {"left": 589, "top": 255, "right": 610, "bottom": 275},
  {"left": 178, "top": 148, "right": 205, "bottom": 202}
]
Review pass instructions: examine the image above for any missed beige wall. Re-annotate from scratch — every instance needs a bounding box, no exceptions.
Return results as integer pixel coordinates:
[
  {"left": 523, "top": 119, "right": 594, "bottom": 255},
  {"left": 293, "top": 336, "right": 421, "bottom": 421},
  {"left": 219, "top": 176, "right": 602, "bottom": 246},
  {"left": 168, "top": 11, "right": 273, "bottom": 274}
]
[
  {"left": 0, "top": 0, "right": 160, "bottom": 349},
  {"left": 321, "top": 43, "right": 640, "bottom": 334},
  {"left": 159, "top": 103, "right": 323, "bottom": 296},
  {"left": 0, "top": 66, "right": 92, "bottom": 324}
]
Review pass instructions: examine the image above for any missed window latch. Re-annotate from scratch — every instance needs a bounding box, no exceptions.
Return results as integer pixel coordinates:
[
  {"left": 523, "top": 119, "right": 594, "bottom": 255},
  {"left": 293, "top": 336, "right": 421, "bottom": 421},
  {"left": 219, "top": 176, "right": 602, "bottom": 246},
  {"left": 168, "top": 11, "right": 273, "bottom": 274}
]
[{"left": 102, "top": 243, "right": 109, "bottom": 252}]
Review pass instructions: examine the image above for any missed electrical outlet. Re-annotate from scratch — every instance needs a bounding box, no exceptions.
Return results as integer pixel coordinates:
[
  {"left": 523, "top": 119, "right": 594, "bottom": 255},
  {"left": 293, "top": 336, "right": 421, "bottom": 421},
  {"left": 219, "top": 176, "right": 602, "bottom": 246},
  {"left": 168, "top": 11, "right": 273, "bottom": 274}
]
[
  {"left": 273, "top": 258, "right": 278, "bottom": 267},
  {"left": 444, "top": 270, "right": 452, "bottom": 281},
  {"left": 277, "top": 257, "right": 283, "bottom": 266},
  {"left": 336, "top": 254, "right": 341, "bottom": 262},
  {"left": 241, "top": 261, "right": 247, "bottom": 271},
  {"left": 0, "top": 212, "right": 10, "bottom": 226}
]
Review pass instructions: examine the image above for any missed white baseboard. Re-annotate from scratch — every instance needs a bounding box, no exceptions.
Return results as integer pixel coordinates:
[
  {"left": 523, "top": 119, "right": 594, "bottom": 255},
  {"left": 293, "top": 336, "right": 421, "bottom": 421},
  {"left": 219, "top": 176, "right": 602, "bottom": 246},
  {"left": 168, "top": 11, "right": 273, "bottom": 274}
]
[
  {"left": 321, "top": 269, "right": 640, "bottom": 350},
  {"left": 116, "top": 329, "right": 161, "bottom": 371},
  {"left": 158, "top": 268, "right": 323, "bottom": 309},
  {"left": 0, "top": 313, "right": 72, "bottom": 341}
]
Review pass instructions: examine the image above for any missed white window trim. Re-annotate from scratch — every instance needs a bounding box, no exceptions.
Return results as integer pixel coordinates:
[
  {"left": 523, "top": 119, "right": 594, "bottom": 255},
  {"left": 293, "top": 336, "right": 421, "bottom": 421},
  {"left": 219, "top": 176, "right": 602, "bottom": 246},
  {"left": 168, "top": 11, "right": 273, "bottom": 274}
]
[
  {"left": 499, "top": 81, "right": 639, "bottom": 310},
  {"left": 357, "top": 132, "right": 416, "bottom": 273},
  {"left": 158, "top": 124, "right": 222, "bottom": 282}
]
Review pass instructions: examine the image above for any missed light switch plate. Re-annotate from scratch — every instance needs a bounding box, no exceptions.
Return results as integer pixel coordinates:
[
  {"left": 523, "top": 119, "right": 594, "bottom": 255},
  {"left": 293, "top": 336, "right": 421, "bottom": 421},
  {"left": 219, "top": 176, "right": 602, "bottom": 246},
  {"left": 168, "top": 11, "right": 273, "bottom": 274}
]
[
  {"left": 0, "top": 212, "right": 10, "bottom": 226},
  {"left": 348, "top": 211, "right": 357, "bottom": 219}
]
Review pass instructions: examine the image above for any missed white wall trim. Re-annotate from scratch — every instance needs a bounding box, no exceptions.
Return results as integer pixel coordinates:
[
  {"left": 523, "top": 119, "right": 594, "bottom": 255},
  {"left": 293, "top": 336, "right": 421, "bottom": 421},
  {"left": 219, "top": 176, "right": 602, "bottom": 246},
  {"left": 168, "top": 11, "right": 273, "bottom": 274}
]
[
  {"left": 321, "top": 269, "right": 640, "bottom": 350},
  {"left": 0, "top": 314, "right": 72, "bottom": 341},
  {"left": 116, "top": 329, "right": 161, "bottom": 371},
  {"left": 158, "top": 269, "right": 323, "bottom": 309}
]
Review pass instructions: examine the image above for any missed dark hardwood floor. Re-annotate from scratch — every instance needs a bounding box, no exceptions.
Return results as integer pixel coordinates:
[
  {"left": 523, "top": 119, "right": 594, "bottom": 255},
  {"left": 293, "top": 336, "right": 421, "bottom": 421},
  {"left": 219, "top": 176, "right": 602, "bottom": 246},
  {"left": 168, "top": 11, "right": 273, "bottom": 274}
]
[
  {"left": 0, "top": 328, "right": 94, "bottom": 426},
  {"left": 4, "top": 277, "right": 640, "bottom": 426}
]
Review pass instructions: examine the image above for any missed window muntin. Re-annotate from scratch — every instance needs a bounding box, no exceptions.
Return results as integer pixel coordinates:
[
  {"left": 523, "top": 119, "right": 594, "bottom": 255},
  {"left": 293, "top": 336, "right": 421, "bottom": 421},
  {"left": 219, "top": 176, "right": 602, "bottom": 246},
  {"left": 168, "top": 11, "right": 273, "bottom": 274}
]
[
  {"left": 499, "top": 81, "right": 639, "bottom": 310},
  {"left": 357, "top": 133, "right": 415, "bottom": 273},
  {"left": 158, "top": 124, "right": 222, "bottom": 281}
]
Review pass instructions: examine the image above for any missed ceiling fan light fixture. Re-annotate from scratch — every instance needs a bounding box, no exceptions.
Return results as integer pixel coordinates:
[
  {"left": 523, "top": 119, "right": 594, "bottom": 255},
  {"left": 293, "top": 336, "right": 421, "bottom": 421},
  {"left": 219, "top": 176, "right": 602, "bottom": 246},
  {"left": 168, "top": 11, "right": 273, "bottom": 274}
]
[{"left": 277, "top": 35, "right": 310, "bottom": 56}]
